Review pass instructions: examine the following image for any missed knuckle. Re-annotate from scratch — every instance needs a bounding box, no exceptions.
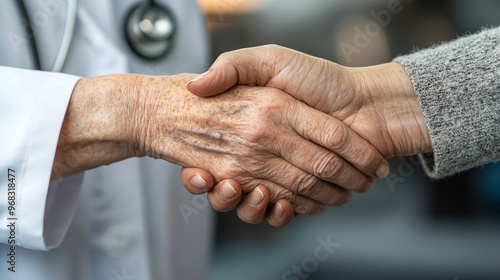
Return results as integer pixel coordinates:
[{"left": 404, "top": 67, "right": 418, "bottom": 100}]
[
  {"left": 242, "top": 98, "right": 284, "bottom": 144},
  {"left": 268, "top": 187, "right": 293, "bottom": 204},
  {"left": 313, "top": 153, "right": 343, "bottom": 181},
  {"left": 216, "top": 51, "right": 231, "bottom": 63},
  {"left": 325, "top": 122, "right": 348, "bottom": 151},
  {"left": 296, "top": 173, "right": 321, "bottom": 197},
  {"left": 262, "top": 44, "right": 284, "bottom": 56},
  {"left": 245, "top": 122, "right": 271, "bottom": 144},
  {"left": 241, "top": 117, "right": 274, "bottom": 144},
  {"left": 270, "top": 184, "right": 320, "bottom": 215}
]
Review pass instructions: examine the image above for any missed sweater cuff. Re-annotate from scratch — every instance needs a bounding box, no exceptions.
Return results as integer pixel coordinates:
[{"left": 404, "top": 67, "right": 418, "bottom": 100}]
[{"left": 394, "top": 27, "right": 500, "bottom": 178}]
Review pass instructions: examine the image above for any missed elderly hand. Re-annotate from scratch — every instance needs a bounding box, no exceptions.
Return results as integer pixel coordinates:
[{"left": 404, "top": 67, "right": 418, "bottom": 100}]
[
  {"left": 181, "top": 45, "right": 431, "bottom": 226},
  {"left": 53, "top": 72, "right": 388, "bottom": 219},
  {"left": 141, "top": 73, "right": 393, "bottom": 215}
]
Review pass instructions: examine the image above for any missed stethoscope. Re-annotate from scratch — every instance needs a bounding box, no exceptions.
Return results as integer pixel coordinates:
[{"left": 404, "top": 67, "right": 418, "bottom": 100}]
[{"left": 15, "top": 0, "right": 176, "bottom": 72}]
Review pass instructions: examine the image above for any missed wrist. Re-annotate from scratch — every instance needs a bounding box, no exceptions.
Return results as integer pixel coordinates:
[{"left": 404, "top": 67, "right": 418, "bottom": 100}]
[
  {"left": 348, "top": 62, "right": 432, "bottom": 157},
  {"left": 52, "top": 74, "right": 143, "bottom": 179}
]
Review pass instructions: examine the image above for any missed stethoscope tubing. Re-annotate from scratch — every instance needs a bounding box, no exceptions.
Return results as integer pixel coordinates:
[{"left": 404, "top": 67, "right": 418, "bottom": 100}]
[
  {"left": 52, "top": 0, "right": 77, "bottom": 72},
  {"left": 15, "top": 0, "right": 77, "bottom": 72},
  {"left": 15, "top": 0, "right": 175, "bottom": 71}
]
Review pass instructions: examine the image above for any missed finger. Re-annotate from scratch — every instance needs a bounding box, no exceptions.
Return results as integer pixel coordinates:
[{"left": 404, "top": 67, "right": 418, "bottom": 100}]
[
  {"left": 207, "top": 180, "right": 243, "bottom": 212},
  {"left": 180, "top": 167, "right": 215, "bottom": 194},
  {"left": 251, "top": 157, "right": 353, "bottom": 206},
  {"left": 186, "top": 45, "right": 296, "bottom": 97},
  {"left": 259, "top": 179, "right": 328, "bottom": 215},
  {"left": 236, "top": 186, "right": 270, "bottom": 224},
  {"left": 266, "top": 199, "right": 296, "bottom": 227},
  {"left": 287, "top": 100, "right": 390, "bottom": 180},
  {"left": 278, "top": 129, "right": 375, "bottom": 193}
]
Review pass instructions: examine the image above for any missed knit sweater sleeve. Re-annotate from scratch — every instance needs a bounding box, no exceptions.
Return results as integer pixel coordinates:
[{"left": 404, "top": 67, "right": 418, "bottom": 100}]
[{"left": 393, "top": 27, "right": 500, "bottom": 178}]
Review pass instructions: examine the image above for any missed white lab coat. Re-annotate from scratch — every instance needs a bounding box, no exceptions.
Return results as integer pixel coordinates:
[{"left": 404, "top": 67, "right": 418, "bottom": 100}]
[{"left": 0, "top": 1, "right": 214, "bottom": 279}]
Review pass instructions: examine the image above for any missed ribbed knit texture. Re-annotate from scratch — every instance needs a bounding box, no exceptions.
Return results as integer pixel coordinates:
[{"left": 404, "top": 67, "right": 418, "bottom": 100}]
[{"left": 394, "top": 27, "right": 500, "bottom": 178}]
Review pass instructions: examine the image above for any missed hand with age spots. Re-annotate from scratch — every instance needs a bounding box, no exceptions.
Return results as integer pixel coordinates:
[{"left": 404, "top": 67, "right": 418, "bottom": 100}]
[
  {"left": 53, "top": 68, "right": 389, "bottom": 226},
  {"left": 180, "top": 45, "right": 432, "bottom": 227},
  {"left": 136, "top": 74, "right": 388, "bottom": 217}
]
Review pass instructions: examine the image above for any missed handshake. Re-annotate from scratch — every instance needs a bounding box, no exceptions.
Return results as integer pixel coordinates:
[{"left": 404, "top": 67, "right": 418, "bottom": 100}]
[
  {"left": 177, "top": 45, "right": 432, "bottom": 226},
  {"left": 55, "top": 45, "right": 432, "bottom": 227}
]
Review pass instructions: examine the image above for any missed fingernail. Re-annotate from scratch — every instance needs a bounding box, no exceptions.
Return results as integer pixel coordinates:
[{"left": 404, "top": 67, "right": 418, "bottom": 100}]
[
  {"left": 248, "top": 187, "right": 264, "bottom": 207},
  {"left": 187, "top": 70, "right": 210, "bottom": 85},
  {"left": 274, "top": 203, "right": 284, "bottom": 218},
  {"left": 191, "top": 174, "right": 207, "bottom": 190},
  {"left": 220, "top": 181, "right": 237, "bottom": 200},
  {"left": 375, "top": 164, "right": 390, "bottom": 178}
]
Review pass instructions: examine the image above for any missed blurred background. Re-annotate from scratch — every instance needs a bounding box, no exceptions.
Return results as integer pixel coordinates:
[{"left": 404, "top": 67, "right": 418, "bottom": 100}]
[{"left": 196, "top": 0, "right": 500, "bottom": 279}]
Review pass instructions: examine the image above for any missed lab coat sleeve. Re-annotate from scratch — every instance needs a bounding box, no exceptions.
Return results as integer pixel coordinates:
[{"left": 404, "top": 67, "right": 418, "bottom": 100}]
[{"left": 0, "top": 66, "right": 84, "bottom": 251}]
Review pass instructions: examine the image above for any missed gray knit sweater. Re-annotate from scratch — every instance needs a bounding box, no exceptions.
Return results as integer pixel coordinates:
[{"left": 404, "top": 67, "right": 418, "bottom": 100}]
[{"left": 394, "top": 27, "right": 500, "bottom": 179}]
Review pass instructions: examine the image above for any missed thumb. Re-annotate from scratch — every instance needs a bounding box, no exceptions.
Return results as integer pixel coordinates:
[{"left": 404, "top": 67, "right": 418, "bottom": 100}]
[
  {"left": 186, "top": 64, "right": 238, "bottom": 97},
  {"left": 186, "top": 45, "right": 290, "bottom": 97}
]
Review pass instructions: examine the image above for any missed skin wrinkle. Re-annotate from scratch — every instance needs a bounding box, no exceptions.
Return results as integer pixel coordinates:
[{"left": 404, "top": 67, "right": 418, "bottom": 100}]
[
  {"left": 294, "top": 59, "right": 319, "bottom": 99},
  {"left": 52, "top": 75, "right": 142, "bottom": 179},
  {"left": 342, "top": 63, "right": 431, "bottom": 158},
  {"left": 250, "top": 95, "right": 299, "bottom": 160},
  {"left": 312, "top": 59, "right": 336, "bottom": 105},
  {"left": 131, "top": 75, "right": 153, "bottom": 157},
  {"left": 137, "top": 75, "right": 168, "bottom": 159},
  {"left": 385, "top": 73, "right": 429, "bottom": 156},
  {"left": 257, "top": 45, "right": 287, "bottom": 87},
  {"left": 332, "top": 68, "right": 362, "bottom": 122},
  {"left": 161, "top": 80, "right": 332, "bottom": 211},
  {"left": 144, "top": 75, "right": 278, "bottom": 170},
  {"left": 155, "top": 86, "right": 257, "bottom": 160},
  {"left": 56, "top": 69, "right": 389, "bottom": 213},
  {"left": 180, "top": 45, "right": 465, "bottom": 218}
]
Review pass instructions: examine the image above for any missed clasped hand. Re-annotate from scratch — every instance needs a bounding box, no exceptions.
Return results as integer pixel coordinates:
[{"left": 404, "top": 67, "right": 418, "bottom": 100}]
[
  {"left": 54, "top": 45, "right": 430, "bottom": 228},
  {"left": 177, "top": 45, "right": 431, "bottom": 227},
  {"left": 139, "top": 73, "right": 387, "bottom": 218}
]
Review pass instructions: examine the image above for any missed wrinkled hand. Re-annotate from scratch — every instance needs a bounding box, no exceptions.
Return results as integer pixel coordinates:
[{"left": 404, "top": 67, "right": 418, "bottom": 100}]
[
  {"left": 181, "top": 45, "right": 432, "bottom": 226},
  {"left": 135, "top": 74, "right": 388, "bottom": 217}
]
